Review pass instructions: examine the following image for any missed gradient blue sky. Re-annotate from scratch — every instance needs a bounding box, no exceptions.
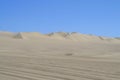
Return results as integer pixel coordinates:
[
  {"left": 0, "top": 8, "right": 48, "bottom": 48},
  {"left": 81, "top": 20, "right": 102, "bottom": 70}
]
[{"left": 0, "top": 0, "right": 120, "bottom": 37}]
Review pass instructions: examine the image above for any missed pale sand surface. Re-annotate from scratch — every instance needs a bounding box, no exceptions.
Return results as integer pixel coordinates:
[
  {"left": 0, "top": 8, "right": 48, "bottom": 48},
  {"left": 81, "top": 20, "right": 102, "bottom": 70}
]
[{"left": 0, "top": 32, "right": 120, "bottom": 80}]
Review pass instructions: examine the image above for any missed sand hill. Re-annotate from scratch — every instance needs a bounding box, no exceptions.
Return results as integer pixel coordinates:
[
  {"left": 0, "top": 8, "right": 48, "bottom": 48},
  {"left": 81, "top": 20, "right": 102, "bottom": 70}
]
[
  {"left": 47, "top": 32, "right": 117, "bottom": 42},
  {"left": 0, "top": 31, "right": 120, "bottom": 80},
  {"left": 47, "top": 32, "right": 70, "bottom": 40},
  {"left": 0, "top": 31, "right": 14, "bottom": 38},
  {"left": 0, "top": 31, "right": 117, "bottom": 42},
  {"left": 14, "top": 32, "right": 48, "bottom": 39}
]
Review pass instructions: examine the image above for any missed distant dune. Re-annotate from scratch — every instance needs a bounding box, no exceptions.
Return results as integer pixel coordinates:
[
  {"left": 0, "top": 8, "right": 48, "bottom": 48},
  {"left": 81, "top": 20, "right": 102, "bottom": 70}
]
[
  {"left": 0, "top": 31, "right": 120, "bottom": 80},
  {"left": 0, "top": 31, "right": 118, "bottom": 42},
  {"left": 0, "top": 31, "right": 14, "bottom": 38},
  {"left": 14, "top": 32, "right": 48, "bottom": 39}
]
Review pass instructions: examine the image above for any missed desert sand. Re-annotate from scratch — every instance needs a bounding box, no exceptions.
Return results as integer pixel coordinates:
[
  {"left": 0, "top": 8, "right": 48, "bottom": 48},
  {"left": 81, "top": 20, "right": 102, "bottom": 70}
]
[{"left": 0, "top": 31, "right": 120, "bottom": 80}]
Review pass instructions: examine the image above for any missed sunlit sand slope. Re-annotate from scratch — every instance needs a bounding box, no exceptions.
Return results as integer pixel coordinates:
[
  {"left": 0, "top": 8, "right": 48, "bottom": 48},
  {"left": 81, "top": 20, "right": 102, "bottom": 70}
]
[{"left": 0, "top": 32, "right": 120, "bottom": 80}]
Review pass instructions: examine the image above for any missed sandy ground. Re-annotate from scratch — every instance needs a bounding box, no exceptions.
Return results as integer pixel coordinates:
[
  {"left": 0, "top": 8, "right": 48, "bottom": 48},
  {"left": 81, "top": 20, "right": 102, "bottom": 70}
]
[{"left": 0, "top": 32, "right": 120, "bottom": 80}]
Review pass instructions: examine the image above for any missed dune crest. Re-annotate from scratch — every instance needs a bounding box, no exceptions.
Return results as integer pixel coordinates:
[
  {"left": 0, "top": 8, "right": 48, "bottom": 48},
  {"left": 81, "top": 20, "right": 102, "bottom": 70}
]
[
  {"left": 14, "top": 32, "right": 47, "bottom": 39},
  {"left": 47, "top": 32, "right": 70, "bottom": 40},
  {"left": 0, "top": 31, "right": 14, "bottom": 38},
  {"left": 47, "top": 32, "right": 117, "bottom": 42},
  {"left": 0, "top": 31, "right": 119, "bottom": 42}
]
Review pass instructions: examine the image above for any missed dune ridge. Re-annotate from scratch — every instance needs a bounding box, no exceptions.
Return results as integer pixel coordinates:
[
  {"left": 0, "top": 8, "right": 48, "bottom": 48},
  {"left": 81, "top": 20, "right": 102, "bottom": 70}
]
[
  {"left": 14, "top": 32, "right": 48, "bottom": 39},
  {"left": 0, "top": 31, "right": 118, "bottom": 42},
  {"left": 0, "top": 31, "right": 14, "bottom": 38}
]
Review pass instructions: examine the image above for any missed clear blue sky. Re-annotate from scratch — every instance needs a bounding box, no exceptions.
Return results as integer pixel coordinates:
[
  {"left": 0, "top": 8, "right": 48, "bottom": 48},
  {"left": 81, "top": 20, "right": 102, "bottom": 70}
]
[{"left": 0, "top": 0, "right": 120, "bottom": 37}]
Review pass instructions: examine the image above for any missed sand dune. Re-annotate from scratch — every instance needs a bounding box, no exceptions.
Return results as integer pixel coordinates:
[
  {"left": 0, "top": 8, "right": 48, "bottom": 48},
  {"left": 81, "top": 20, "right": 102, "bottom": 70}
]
[
  {"left": 47, "top": 32, "right": 69, "bottom": 40},
  {"left": 0, "top": 31, "right": 117, "bottom": 42},
  {"left": 47, "top": 32, "right": 117, "bottom": 42},
  {"left": 14, "top": 32, "right": 48, "bottom": 39},
  {"left": 0, "top": 31, "right": 120, "bottom": 80},
  {"left": 0, "top": 31, "right": 14, "bottom": 38}
]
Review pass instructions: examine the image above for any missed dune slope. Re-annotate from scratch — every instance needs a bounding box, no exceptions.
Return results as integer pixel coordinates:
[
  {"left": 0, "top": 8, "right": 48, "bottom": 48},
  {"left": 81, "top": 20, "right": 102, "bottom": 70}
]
[{"left": 0, "top": 32, "right": 120, "bottom": 80}]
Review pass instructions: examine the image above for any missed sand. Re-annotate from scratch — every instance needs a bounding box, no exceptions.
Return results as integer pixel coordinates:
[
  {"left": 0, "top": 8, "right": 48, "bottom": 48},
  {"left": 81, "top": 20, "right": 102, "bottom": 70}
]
[{"left": 0, "top": 31, "right": 120, "bottom": 80}]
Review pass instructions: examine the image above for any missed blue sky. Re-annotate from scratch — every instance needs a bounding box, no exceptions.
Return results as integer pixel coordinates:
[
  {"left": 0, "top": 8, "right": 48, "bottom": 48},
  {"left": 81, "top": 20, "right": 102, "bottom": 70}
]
[{"left": 0, "top": 0, "right": 120, "bottom": 37}]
